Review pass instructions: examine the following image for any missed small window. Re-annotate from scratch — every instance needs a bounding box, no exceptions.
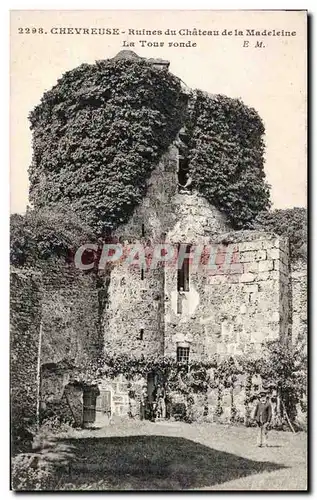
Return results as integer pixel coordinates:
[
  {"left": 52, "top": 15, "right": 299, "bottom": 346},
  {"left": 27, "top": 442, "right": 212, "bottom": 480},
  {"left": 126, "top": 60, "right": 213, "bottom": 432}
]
[
  {"left": 141, "top": 267, "right": 144, "bottom": 280},
  {"left": 141, "top": 223, "right": 145, "bottom": 237},
  {"left": 177, "top": 244, "right": 190, "bottom": 292},
  {"left": 178, "top": 157, "right": 192, "bottom": 193},
  {"left": 177, "top": 346, "right": 190, "bottom": 363},
  {"left": 178, "top": 157, "right": 189, "bottom": 187},
  {"left": 139, "top": 328, "right": 144, "bottom": 340}
]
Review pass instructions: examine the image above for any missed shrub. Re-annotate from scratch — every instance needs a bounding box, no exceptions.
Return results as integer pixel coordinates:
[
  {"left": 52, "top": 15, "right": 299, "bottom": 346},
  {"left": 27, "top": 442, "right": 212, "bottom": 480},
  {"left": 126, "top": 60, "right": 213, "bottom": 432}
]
[{"left": 253, "top": 207, "right": 307, "bottom": 261}]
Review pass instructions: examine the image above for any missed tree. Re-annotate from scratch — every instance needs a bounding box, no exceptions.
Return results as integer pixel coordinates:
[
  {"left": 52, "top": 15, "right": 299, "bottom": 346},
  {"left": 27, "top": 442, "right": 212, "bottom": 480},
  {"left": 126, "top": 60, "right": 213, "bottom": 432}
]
[
  {"left": 10, "top": 208, "right": 96, "bottom": 268},
  {"left": 261, "top": 340, "right": 307, "bottom": 425}
]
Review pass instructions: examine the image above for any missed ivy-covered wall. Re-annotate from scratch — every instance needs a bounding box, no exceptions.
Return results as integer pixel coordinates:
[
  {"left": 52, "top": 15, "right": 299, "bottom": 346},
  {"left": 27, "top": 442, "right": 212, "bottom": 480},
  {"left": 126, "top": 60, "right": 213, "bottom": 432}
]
[
  {"left": 29, "top": 51, "right": 270, "bottom": 233},
  {"left": 11, "top": 269, "right": 41, "bottom": 453},
  {"left": 29, "top": 54, "right": 187, "bottom": 234},
  {"left": 186, "top": 90, "right": 270, "bottom": 229},
  {"left": 10, "top": 209, "right": 103, "bottom": 387},
  {"left": 104, "top": 146, "right": 231, "bottom": 359},
  {"left": 79, "top": 344, "right": 306, "bottom": 428}
]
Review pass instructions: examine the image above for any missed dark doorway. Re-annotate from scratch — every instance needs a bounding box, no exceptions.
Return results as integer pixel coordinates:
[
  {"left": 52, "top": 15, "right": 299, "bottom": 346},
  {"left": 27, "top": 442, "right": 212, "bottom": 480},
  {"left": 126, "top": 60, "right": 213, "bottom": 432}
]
[{"left": 83, "top": 386, "right": 99, "bottom": 425}]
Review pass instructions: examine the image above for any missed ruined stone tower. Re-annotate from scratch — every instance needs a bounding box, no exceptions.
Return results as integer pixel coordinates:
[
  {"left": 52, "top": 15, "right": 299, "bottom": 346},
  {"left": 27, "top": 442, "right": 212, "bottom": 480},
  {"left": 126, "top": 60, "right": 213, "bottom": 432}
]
[
  {"left": 32, "top": 51, "right": 305, "bottom": 424},
  {"left": 104, "top": 140, "right": 290, "bottom": 364}
]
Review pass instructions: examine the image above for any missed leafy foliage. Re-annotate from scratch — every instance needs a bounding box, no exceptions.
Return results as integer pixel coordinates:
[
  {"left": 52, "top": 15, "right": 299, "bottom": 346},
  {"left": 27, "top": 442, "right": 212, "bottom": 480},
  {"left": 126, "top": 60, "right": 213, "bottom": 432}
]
[
  {"left": 29, "top": 57, "right": 187, "bottom": 235},
  {"left": 260, "top": 340, "right": 307, "bottom": 423},
  {"left": 29, "top": 54, "right": 271, "bottom": 233},
  {"left": 186, "top": 90, "right": 271, "bottom": 228},
  {"left": 10, "top": 208, "right": 96, "bottom": 268},
  {"left": 11, "top": 270, "right": 41, "bottom": 454},
  {"left": 72, "top": 348, "right": 306, "bottom": 426},
  {"left": 253, "top": 207, "right": 307, "bottom": 261}
]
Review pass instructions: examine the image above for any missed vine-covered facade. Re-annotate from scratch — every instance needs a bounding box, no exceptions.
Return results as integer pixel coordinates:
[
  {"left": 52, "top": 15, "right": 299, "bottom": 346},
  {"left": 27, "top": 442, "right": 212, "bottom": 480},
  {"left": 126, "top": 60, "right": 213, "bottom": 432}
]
[{"left": 11, "top": 51, "right": 307, "bottom": 432}]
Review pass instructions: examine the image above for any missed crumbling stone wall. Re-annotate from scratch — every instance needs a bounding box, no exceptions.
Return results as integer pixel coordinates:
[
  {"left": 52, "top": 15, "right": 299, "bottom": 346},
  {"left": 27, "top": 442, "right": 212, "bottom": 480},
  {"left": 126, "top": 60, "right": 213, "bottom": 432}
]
[
  {"left": 100, "top": 139, "right": 303, "bottom": 423},
  {"left": 291, "top": 259, "right": 307, "bottom": 345},
  {"left": 95, "top": 374, "right": 148, "bottom": 423},
  {"left": 41, "top": 271, "right": 100, "bottom": 367},
  {"left": 105, "top": 145, "right": 231, "bottom": 359},
  {"left": 164, "top": 232, "right": 290, "bottom": 360}
]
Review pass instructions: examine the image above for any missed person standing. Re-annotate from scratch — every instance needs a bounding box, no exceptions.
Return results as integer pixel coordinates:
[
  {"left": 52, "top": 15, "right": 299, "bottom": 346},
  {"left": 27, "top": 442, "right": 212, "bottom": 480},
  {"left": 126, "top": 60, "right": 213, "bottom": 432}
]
[
  {"left": 140, "top": 386, "right": 148, "bottom": 421},
  {"left": 253, "top": 391, "right": 273, "bottom": 447},
  {"left": 155, "top": 383, "right": 166, "bottom": 419}
]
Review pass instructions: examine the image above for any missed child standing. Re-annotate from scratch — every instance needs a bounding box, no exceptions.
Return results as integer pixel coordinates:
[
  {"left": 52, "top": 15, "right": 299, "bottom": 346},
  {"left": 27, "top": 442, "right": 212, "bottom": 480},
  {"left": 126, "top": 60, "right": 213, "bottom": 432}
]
[{"left": 253, "top": 391, "right": 272, "bottom": 447}]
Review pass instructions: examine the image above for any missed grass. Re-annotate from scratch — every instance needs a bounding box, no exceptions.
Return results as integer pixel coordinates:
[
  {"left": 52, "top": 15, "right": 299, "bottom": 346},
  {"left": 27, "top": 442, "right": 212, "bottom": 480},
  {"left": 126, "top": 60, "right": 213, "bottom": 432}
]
[{"left": 31, "top": 421, "right": 308, "bottom": 491}]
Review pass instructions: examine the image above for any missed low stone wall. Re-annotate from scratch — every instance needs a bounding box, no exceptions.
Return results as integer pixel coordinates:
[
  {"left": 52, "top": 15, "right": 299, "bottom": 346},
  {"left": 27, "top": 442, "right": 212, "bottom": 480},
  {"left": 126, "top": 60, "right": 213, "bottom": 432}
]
[
  {"left": 97, "top": 371, "right": 265, "bottom": 425},
  {"left": 95, "top": 374, "right": 147, "bottom": 425}
]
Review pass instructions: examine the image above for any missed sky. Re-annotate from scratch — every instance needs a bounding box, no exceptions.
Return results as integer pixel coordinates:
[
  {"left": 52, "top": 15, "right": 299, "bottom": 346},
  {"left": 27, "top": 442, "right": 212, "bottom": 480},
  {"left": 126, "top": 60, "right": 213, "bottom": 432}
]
[{"left": 10, "top": 9, "right": 307, "bottom": 214}]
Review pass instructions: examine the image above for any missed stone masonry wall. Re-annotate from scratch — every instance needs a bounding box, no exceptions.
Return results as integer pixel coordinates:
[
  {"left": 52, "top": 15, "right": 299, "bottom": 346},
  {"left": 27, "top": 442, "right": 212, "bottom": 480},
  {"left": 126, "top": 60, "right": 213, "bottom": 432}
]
[
  {"left": 164, "top": 231, "right": 290, "bottom": 360},
  {"left": 105, "top": 144, "right": 230, "bottom": 358},
  {"left": 290, "top": 259, "right": 307, "bottom": 345},
  {"left": 104, "top": 145, "right": 178, "bottom": 357},
  {"left": 112, "top": 144, "right": 178, "bottom": 242}
]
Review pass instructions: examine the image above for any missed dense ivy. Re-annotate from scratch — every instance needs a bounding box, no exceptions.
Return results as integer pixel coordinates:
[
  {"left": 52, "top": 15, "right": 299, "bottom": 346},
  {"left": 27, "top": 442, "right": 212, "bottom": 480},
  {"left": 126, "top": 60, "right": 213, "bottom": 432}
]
[
  {"left": 186, "top": 90, "right": 271, "bottom": 229},
  {"left": 29, "top": 56, "right": 187, "bottom": 234},
  {"left": 70, "top": 343, "right": 306, "bottom": 426},
  {"left": 10, "top": 208, "right": 96, "bottom": 268},
  {"left": 253, "top": 207, "right": 307, "bottom": 261},
  {"left": 10, "top": 209, "right": 104, "bottom": 380},
  {"left": 29, "top": 53, "right": 271, "bottom": 233},
  {"left": 11, "top": 270, "right": 41, "bottom": 454}
]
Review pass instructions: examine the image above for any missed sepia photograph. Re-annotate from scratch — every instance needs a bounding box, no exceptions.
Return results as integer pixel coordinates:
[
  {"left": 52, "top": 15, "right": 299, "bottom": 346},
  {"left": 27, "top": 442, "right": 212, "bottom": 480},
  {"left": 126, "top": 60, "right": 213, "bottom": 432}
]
[{"left": 10, "top": 9, "right": 307, "bottom": 491}]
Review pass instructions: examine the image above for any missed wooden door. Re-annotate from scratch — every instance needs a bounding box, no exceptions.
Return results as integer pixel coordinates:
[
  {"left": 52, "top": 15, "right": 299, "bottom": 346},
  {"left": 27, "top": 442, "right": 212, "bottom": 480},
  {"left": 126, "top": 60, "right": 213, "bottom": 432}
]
[
  {"left": 96, "top": 389, "right": 112, "bottom": 417},
  {"left": 83, "top": 388, "right": 97, "bottom": 424}
]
